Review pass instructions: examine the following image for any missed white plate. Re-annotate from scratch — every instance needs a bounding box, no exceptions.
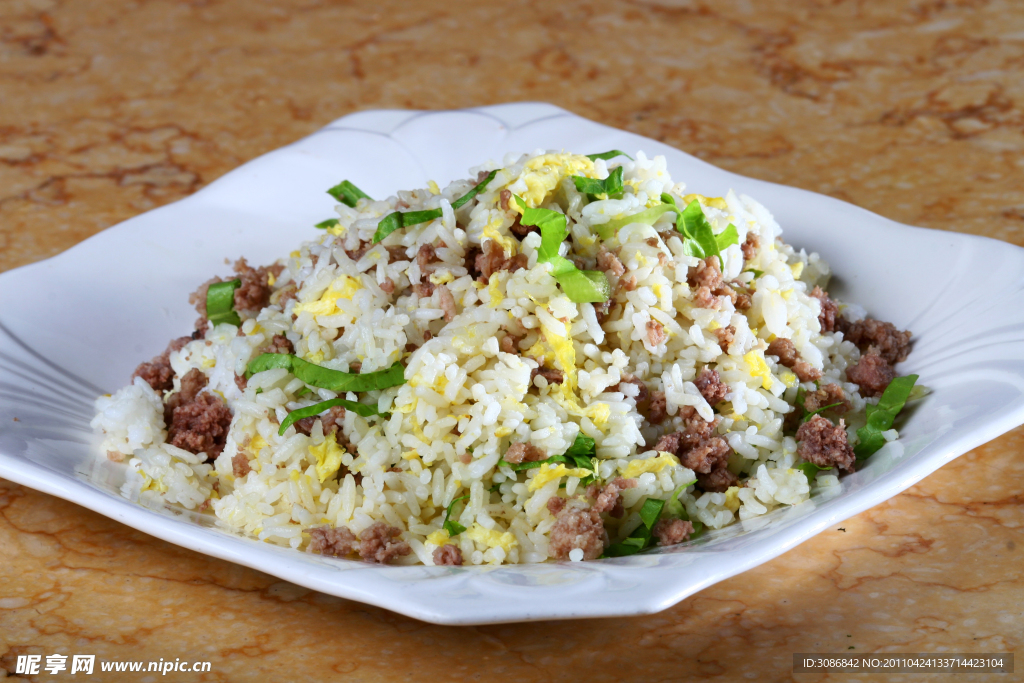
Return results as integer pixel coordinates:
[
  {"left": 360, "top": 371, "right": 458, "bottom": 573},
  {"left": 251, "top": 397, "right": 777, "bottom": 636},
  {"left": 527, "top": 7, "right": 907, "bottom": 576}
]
[{"left": 2, "top": 103, "right": 1023, "bottom": 625}]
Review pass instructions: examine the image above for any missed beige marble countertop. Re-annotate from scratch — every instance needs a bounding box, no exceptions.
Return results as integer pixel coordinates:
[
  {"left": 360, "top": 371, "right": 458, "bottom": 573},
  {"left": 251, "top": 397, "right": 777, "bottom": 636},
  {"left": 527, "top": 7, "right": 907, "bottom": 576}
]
[{"left": 2, "top": 0, "right": 1022, "bottom": 680}]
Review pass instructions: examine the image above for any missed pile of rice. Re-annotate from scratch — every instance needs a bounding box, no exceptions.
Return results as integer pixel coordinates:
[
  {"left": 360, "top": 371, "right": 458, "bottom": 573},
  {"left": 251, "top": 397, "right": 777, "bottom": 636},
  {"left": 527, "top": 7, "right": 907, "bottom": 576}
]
[{"left": 92, "top": 149, "right": 893, "bottom": 566}]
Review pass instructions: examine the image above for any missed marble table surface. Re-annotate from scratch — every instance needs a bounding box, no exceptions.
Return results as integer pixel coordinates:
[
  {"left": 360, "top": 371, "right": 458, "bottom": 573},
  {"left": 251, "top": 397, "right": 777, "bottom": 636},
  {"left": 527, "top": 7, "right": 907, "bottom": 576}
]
[{"left": 1, "top": 0, "right": 1022, "bottom": 680}]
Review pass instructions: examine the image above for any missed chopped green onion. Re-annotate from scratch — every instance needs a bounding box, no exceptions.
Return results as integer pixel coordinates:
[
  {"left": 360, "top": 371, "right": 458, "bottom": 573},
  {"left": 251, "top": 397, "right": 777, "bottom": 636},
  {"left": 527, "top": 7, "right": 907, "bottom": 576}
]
[
  {"left": 278, "top": 397, "right": 386, "bottom": 436},
  {"left": 372, "top": 208, "right": 444, "bottom": 244},
  {"left": 744, "top": 268, "right": 764, "bottom": 278},
  {"left": 586, "top": 150, "right": 633, "bottom": 161},
  {"left": 572, "top": 166, "right": 624, "bottom": 197},
  {"left": 514, "top": 195, "right": 610, "bottom": 303},
  {"left": 451, "top": 170, "right": 498, "bottom": 210},
  {"left": 206, "top": 279, "right": 242, "bottom": 327},
  {"left": 327, "top": 180, "right": 371, "bottom": 207},
  {"left": 802, "top": 402, "right": 844, "bottom": 424},
  {"left": 662, "top": 480, "right": 695, "bottom": 519},
  {"left": 442, "top": 494, "right": 470, "bottom": 536},
  {"left": 245, "top": 354, "right": 406, "bottom": 392},
  {"left": 855, "top": 374, "right": 919, "bottom": 460},
  {"left": 796, "top": 462, "right": 832, "bottom": 484},
  {"left": 315, "top": 218, "right": 340, "bottom": 230},
  {"left": 294, "top": 386, "right": 310, "bottom": 398}
]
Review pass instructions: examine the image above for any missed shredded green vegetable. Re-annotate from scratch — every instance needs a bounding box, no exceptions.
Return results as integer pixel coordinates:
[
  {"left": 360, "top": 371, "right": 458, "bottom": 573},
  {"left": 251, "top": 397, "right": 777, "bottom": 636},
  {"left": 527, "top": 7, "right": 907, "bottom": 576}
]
[
  {"left": 855, "top": 374, "right": 919, "bottom": 460},
  {"left": 572, "top": 166, "right": 624, "bottom": 198},
  {"left": 594, "top": 203, "right": 676, "bottom": 240},
  {"left": 315, "top": 218, "right": 340, "bottom": 230},
  {"left": 803, "top": 403, "right": 845, "bottom": 423},
  {"left": 451, "top": 170, "right": 498, "bottom": 210},
  {"left": 796, "top": 462, "right": 832, "bottom": 484},
  {"left": 604, "top": 481, "right": 700, "bottom": 557},
  {"left": 586, "top": 150, "right": 633, "bottom": 161},
  {"left": 245, "top": 354, "right": 407, "bottom": 392},
  {"left": 442, "top": 494, "right": 470, "bottom": 536},
  {"left": 372, "top": 208, "right": 444, "bottom": 244},
  {"left": 678, "top": 200, "right": 723, "bottom": 265},
  {"left": 327, "top": 180, "right": 371, "bottom": 207},
  {"left": 278, "top": 397, "right": 387, "bottom": 436},
  {"left": 514, "top": 195, "right": 610, "bottom": 303},
  {"left": 206, "top": 279, "right": 242, "bottom": 327}
]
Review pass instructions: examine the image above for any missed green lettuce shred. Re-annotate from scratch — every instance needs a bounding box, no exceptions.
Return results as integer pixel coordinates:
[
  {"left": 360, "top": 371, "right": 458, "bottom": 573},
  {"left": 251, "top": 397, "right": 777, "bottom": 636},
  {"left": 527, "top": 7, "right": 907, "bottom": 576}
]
[
  {"left": 442, "top": 494, "right": 470, "bottom": 536},
  {"left": 206, "top": 279, "right": 242, "bottom": 327},
  {"left": 315, "top": 218, "right": 340, "bottom": 230},
  {"left": 372, "top": 208, "right": 444, "bottom": 244},
  {"left": 514, "top": 195, "right": 610, "bottom": 303},
  {"left": 451, "top": 170, "right": 498, "bottom": 210},
  {"left": 586, "top": 150, "right": 633, "bottom": 161},
  {"left": 278, "top": 397, "right": 387, "bottom": 436},
  {"left": 245, "top": 354, "right": 407, "bottom": 392},
  {"left": 796, "top": 462, "right": 832, "bottom": 484},
  {"left": 327, "top": 180, "right": 371, "bottom": 208},
  {"left": 572, "top": 166, "right": 624, "bottom": 198},
  {"left": 854, "top": 374, "right": 919, "bottom": 460}
]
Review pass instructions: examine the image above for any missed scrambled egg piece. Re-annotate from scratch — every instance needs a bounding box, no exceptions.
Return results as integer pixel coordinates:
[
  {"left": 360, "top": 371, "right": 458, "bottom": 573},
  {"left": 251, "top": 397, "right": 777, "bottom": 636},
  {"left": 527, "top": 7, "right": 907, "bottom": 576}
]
[
  {"left": 248, "top": 432, "right": 268, "bottom": 456},
  {"left": 483, "top": 216, "right": 516, "bottom": 255},
  {"left": 428, "top": 271, "right": 454, "bottom": 285},
  {"left": 682, "top": 193, "right": 728, "bottom": 210},
  {"left": 465, "top": 523, "right": 518, "bottom": 551},
  {"left": 779, "top": 368, "right": 798, "bottom": 388},
  {"left": 528, "top": 463, "right": 593, "bottom": 492},
  {"left": 743, "top": 350, "right": 774, "bottom": 391},
  {"left": 516, "top": 153, "right": 596, "bottom": 207},
  {"left": 621, "top": 452, "right": 679, "bottom": 479},
  {"left": 790, "top": 261, "right": 804, "bottom": 279},
  {"left": 724, "top": 486, "right": 741, "bottom": 512},
  {"left": 426, "top": 529, "right": 450, "bottom": 546},
  {"left": 428, "top": 179, "right": 441, "bottom": 195},
  {"left": 308, "top": 433, "right": 345, "bottom": 483},
  {"left": 293, "top": 276, "right": 362, "bottom": 317}
]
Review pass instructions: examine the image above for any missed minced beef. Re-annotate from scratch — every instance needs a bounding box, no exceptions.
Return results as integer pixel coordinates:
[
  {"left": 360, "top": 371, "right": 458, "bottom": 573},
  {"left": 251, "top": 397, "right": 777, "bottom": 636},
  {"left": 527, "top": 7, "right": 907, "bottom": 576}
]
[
  {"left": 413, "top": 281, "right": 435, "bottom": 298},
  {"left": 380, "top": 277, "right": 395, "bottom": 294},
  {"left": 531, "top": 366, "right": 564, "bottom": 384},
  {"left": 714, "top": 325, "right": 736, "bottom": 354},
  {"left": 358, "top": 521, "right": 411, "bottom": 564},
  {"left": 232, "top": 452, "right": 252, "bottom": 478},
  {"left": 646, "top": 320, "right": 667, "bottom": 347},
  {"left": 766, "top": 338, "right": 822, "bottom": 383},
  {"left": 548, "top": 504, "right": 607, "bottom": 560},
  {"left": 475, "top": 241, "right": 529, "bottom": 281},
  {"left": 696, "top": 465, "right": 738, "bottom": 493},
  {"left": 417, "top": 244, "right": 438, "bottom": 267},
  {"left": 804, "top": 383, "right": 851, "bottom": 414},
  {"left": 654, "top": 406, "right": 732, "bottom": 478},
  {"left": 614, "top": 374, "right": 649, "bottom": 403},
  {"left": 500, "top": 333, "right": 522, "bottom": 354},
  {"left": 846, "top": 351, "right": 895, "bottom": 397},
  {"left": 308, "top": 526, "right": 357, "bottom": 558},
  {"left": 653, "top": 517, "right": 694, "bottom": 546},
  {"left": 432, "top": 545, "right": 463, "bottom": 566},
  {"left": 740, "top": 233, "right": 760, "bottom": 261},
  {"left": 503, "top": 442, "right": 545, "bottom": 464},
  {"left": 263, "top": 334, "right": 294, "bottom": 355},
  {"left": 647, "top": 390, "right": 668, "bottom": 424},
  {"left": 163, "top": 367, "right": 209, "bottom": 423},
  {"left": 167, "top": 392, "right": 233, "bottom": 459},
  {"left": 810, "top": 286, "right": 839, "bottom": 333},
  {"left": 437, "top": 285, "right": 457, "bottom": 322},
  {"left": 796, "top": 415, "right": 856, "bottom": 472},
  {"left": 839, "top": 318, "right": 912, "bottom": 365},
  {"left": 131, "top": 335, "right": 192, "bottom": 393},
  {"left": 588, "top": 477, "right": 637, "bottom": 518},
  {"left": 597, "top": 246, "right": 626, "bottom": 277},
  {"left": 694, "top": 367, "right": 728, "bottom": 406}
]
